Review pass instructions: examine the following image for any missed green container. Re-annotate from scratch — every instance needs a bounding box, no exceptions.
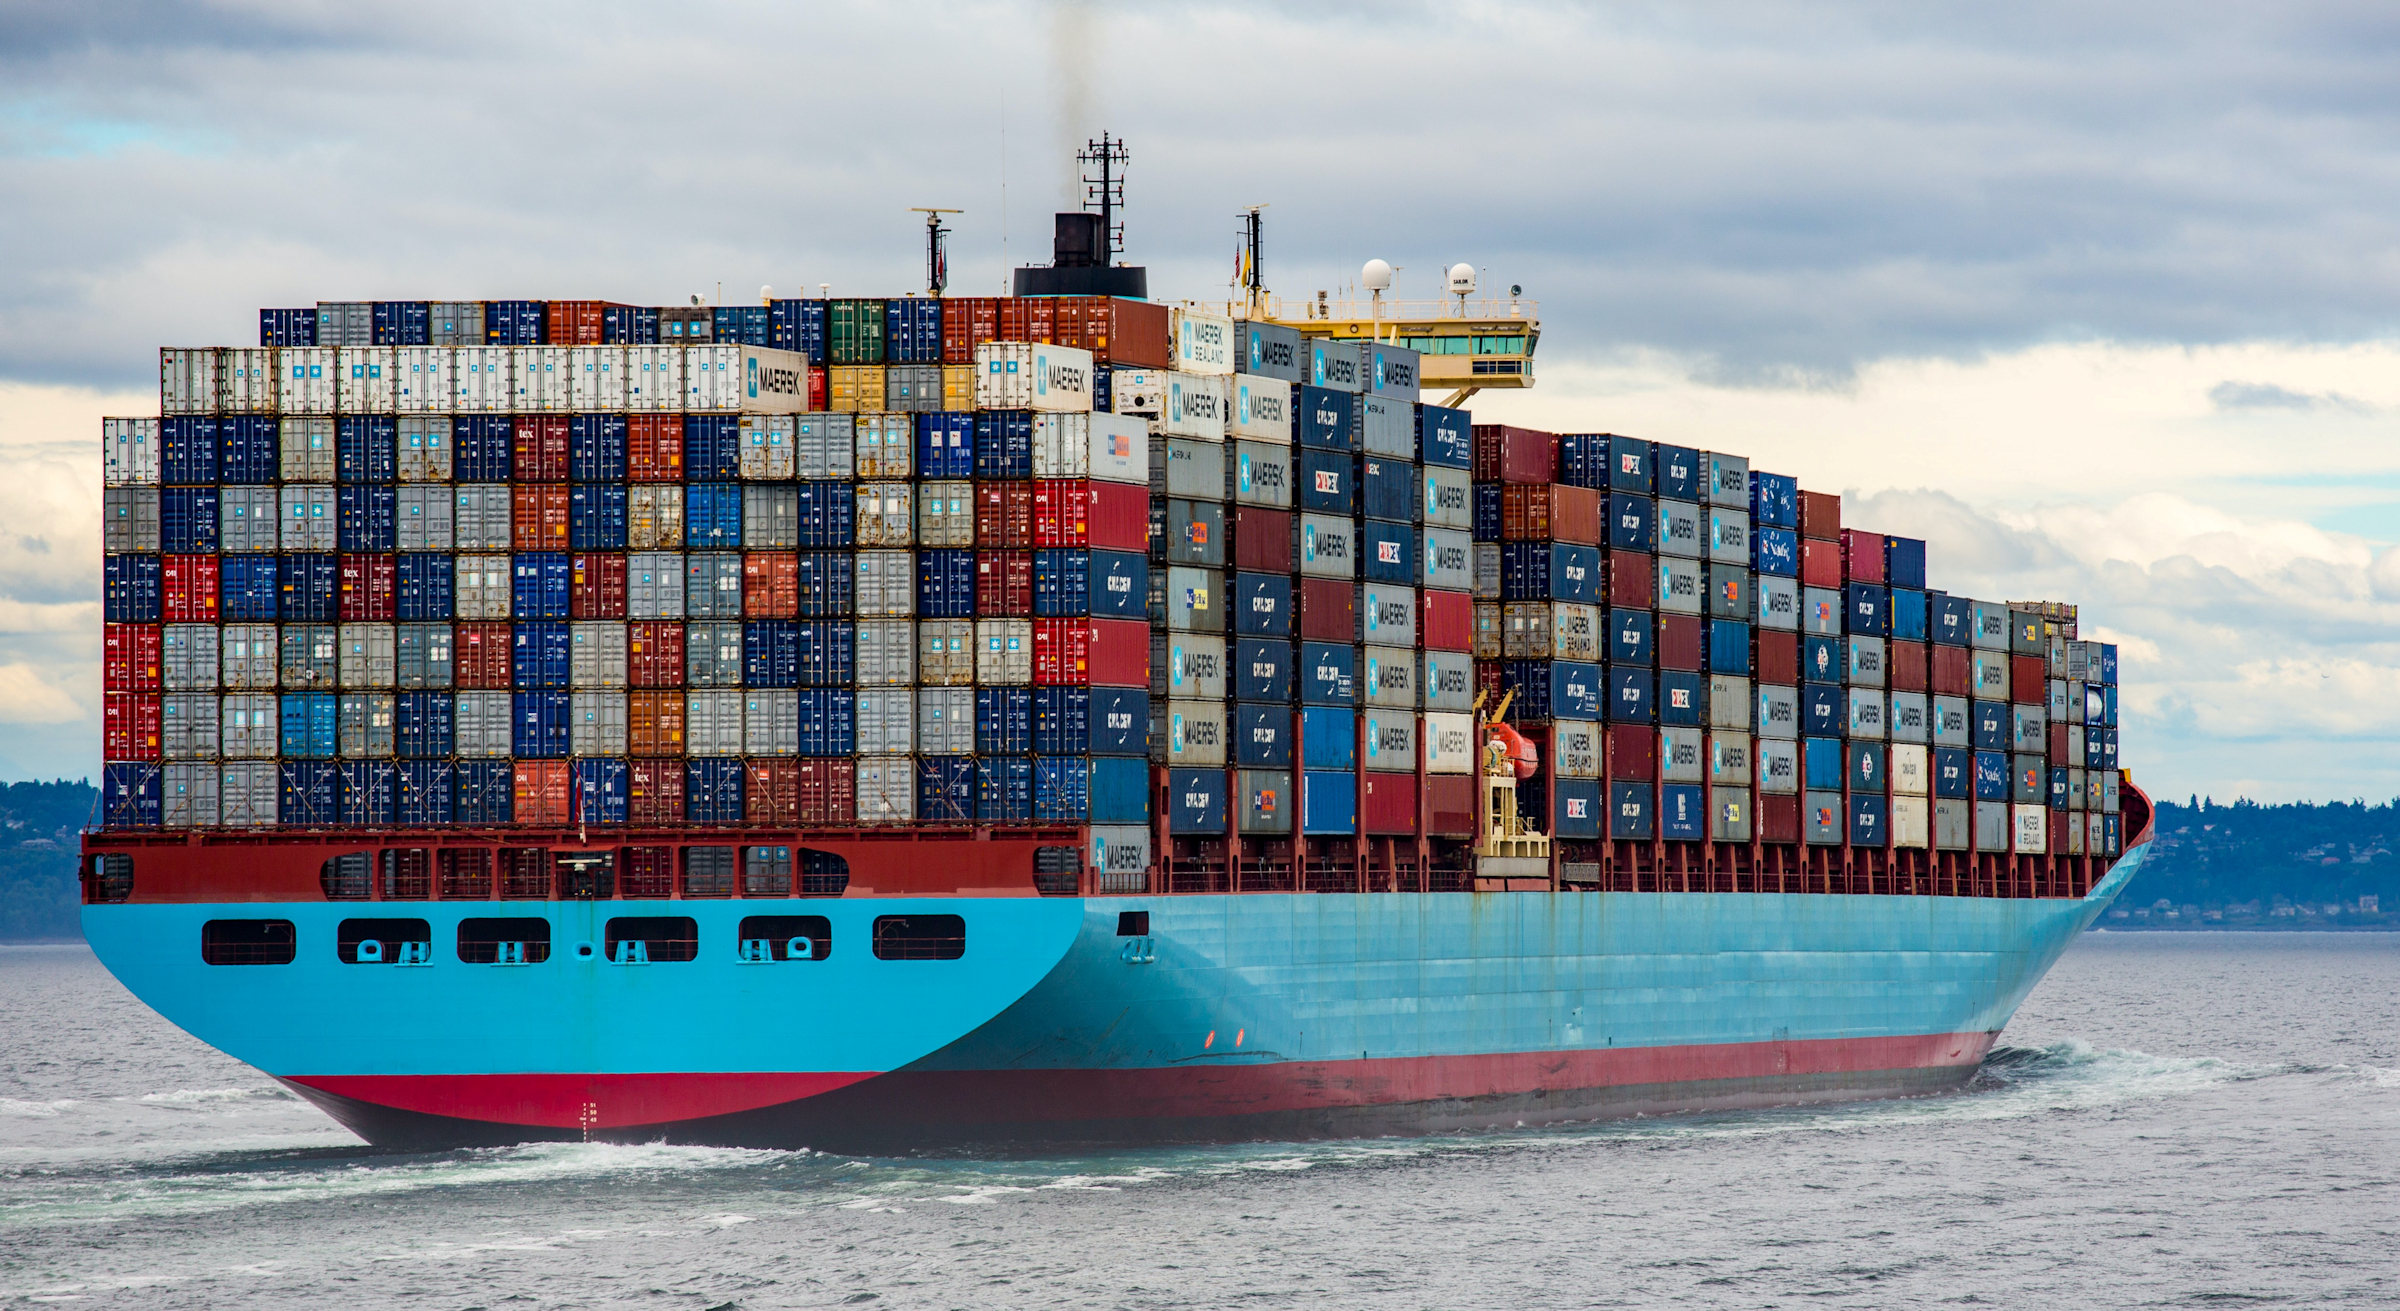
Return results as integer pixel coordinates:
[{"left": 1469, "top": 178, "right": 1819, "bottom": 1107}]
[{"left": 829, "top": 299, "right": 886, "bottom": 365}]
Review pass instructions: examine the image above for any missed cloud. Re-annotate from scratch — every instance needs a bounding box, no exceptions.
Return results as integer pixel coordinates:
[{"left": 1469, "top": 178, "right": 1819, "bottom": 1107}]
[
  {"left": 0, "top": 663, "right": 83, "bottom": 725},
  {"left": 2208, "top": 380, "right": 2373, "bottom": 414}
]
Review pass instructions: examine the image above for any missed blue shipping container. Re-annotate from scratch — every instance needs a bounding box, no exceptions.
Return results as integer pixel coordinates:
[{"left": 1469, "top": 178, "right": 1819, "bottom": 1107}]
[
  {"left": 1298, "top": 448, "right": 1355, "bottom": 515},
  {"left": 1655, "top": 444, "right": 1701, "bottom": 502},
  {"left": 745, "top": 620, "right": 801, "bottom": 687},
  {"left": 338, "top": 415, "right": 396, "bottom": 483},
  {"left": 770, "top": 299, "right": 828, "bottom": 363},
  {"left": 1847, "top": 583, "right": 1890, "bottom": 637},
  {"left": 576, "top": 759, "right": 629, "bottom": 826},
  {"left": 1300, "top": 706, "right": 1356, "bottom": 769},
  {"left": 974, "top": 410, "right": 1033, "bottom": 478},
  {"left": 1417, "top": 403, "right": 1471, "bottom": 470},
  {"left": 1659, "top": 670, "right": 1706, "bottom": 726},
  {"left": 1752, "top": 525, "right": 1799, "bottom": 577},
  {"left": 1973, "top": 750, "right": 2010, "bottom": 801},
  {"left": 1884, "top": 536, "right": 1927, "bottom": 589},
  {"left": 1804, "top": 634, "right": 1840, "bottom": 684},
  {"left": 570, "top": 414, "right": 628, "bottom": 482},
  {"left": 1302, "top": 770, "right": 1357, "bottom": 835},
  {"left": 917, "top": 549, "right": 976, "bottom": 618},
  {"left": 1932, "top": 595, "right": 1971, "bottom": 646},
  {"left": 1890, "top": 588, "right": 1928, "bottom": 641},
  {"left": 976, "top": 686, "right": 1033, "bottom": 755},
  {"left": 1552, "top": 777, "right": 1602, "bottom": 839},
  {"left": 279, "top": 762, "right": 339, "bottom": 826},
  {"left": 917, "top": 756, "right": 975, "bottom": 823},
  {"left": 1606, "top": 665, "right": 1654, "bottom": 723},
  {"left": 1359, "top": 520, "right": 1415, "bottom": 585},
  {"left": 713, "top": 305, "right": 770, "bottom": 347},
  {"left": 512, "top": 553, "right": 571, "bottom": 620},
  {"left": 260, "top": 308, "right": 316, "bottom": 348},
  {"left": 339, "top": 484, "right": 396, "bottom": 552},
  {"left": 1708, "top": 620, "right": 1752, "bottom": 675},
  {"left": 794, "top": 480, "right": 855, "bottom": 548},
  {"left": 1850, "top": 794, "right": 1888, "bottom": 847},
  {"left": 1035, "top": 685, "right": 1148, "bottom": 756},
  {"left": 1473, "top": 483, "right": 1503, "bottom": 541},
  {"left": 602, "top": 305, "right": 658, "bottom": 345},
  {"left": 1299, "top": 642, "right": 1355, "bottom": 705},
  {"left": 884, "top": 299, "right": 943, "bottom": 364},
  {"left": 1659, "top": 782, "right": 1705, "bottom": 841},
  {"left": 795, "top": 689, "right": 856, "bottom": 755},
  {"left": 1167, "top": 767, "right": 1228, "bottom": 834},
  {"left": 976, "top": 757, "right": 1033, "bottom": 823},
  {"left": 1610, "top": 781, "right": 1654, "bottom": 840},
  {"left": 512, "top": 622, "right": 571, "bottom": 689},
  {"left": 1032, "top": 756, "right": 1089, "bottom": 824},
  {"left": 570, "top": 484, "right": 628, "bottom": 551},
  {"left": 484, "top": 300, "right": 545, "bottom": 345},
  {"left": 160, "top": 416, "right": 217, "bottom": 485},
  {"left": 220, "top": 416, "right": 280, "bottom": 484},
  {"left": 685, "top": 758, "right": 745, "bottom": 823},
  {"left": 218, "top": 555, "right": 276, "bottom": 622},
  {"left": 1749, "top": 471, "right": 1798, "bottom": 528},
  {"left": 374, "top": 301, "right": 429, "bottom": 347},
  {"left": 161, "top": 487, "right": 218, "bottom": 553},
  {"left": 916, "top": 412, "right": 975, "bottom": 479},
  {"left": 1803, "top": 737, "right": 1844, "bottom": 790},
  {"left": 398, "top": 759, "right": 453, "bottom": 825},
  {"left": 685, "top": 484, "right": 742, "bottom": 548},
  {"left": 100, "top": 763, "right": 160, "bottom": 829},
  {"left": 1361, "top": 456, "right": 1415, "bottom": 523},
  {"left": 1300, "top": 387, "right": 1356, "bottom": 452},
  {"left": 1233, "top": 702, "right": 1293, "bottom": 768},
  {"left": 1972, "top": 700, "right": 2008, "bottom": 750},
  {"left": 512, "top": 691, "right": 572, "bottom": 758},
  {"left": 339, "top": 762, "right": 397, "bottom": 827},
  {"left": 1603, "top": 436, "right": 1655, "bottom": 495},
  {"left": 1934, "top": 747, "right": 1971, "bottom": 799},
  {"left": 453, "top": 416, "right": 514, "bottom": 481},
  {"left": 1803, "top": 684, "right": 1842, "bottom": 735},
  {"left": 280, "top": 553, "right": 338, "bottom": 622},
  {"left": 102, "top": 555, "right": 159, "bottom": 623},
  {"left": 454, "top": 759, "right": 513, "bottom": 824},
  {"left": 1235, "top": 637, "right": 1295, "bottom": 703},
  {"left": 1610, "top": 608, "right": 1655, "bottom": 665},
  {"left": 797, "top": 621, "right": 855, "bottom": 686},
  {"left": 396, "top": 552, "right": 453, "bottom": 621},
  {"left": 397, "top": 692, "right": 454, "bottom": 758},
  {"left": 1231, "top": 572, "right": 1294, "bottom": 638},
  {"left": 1608, "top": 493, "right": 1655, "bottom": 551},
  {"left": 685, "top": 416, "right": 742, "bottom": 480}
]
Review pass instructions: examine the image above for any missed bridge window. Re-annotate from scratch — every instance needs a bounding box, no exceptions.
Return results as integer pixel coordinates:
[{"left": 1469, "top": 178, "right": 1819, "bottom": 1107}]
[
  {"left": 339, "top": 917, "right": 432, "bottom": 964},
  {"left": 321, "top": 852, "right": 372, "bottom": 901},
  {"left": 381, "top": 849, "right": 431, "bottom": 900},
  {"left": 457, "top": 916, "right": 551, "bottom": 964},
  {"left": 88, "top": 854, "right": 134, "bottom": 903},
  {"left": 604, "top": 915, "right": 697, "bottom": 964},
  {"left": 438, "top": 848, "right": 491, "bottom": 900},
  {"left": 202, "top": 919, "right": 296, "bottom": 965},
  {"left": 683, "top": 846, "right": 735, "bottom": 897},
  {"left": 872, "top": 914, "right": 965, "bottom": 961},
  {"left": 738, "top": 914, "right": 831, "bottom": 961}
]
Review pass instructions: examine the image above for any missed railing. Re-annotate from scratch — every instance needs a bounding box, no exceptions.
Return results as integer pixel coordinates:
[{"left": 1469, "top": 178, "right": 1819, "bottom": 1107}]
[{"left": 1213, "top": 294, "right": 1540, "bottom": 324}]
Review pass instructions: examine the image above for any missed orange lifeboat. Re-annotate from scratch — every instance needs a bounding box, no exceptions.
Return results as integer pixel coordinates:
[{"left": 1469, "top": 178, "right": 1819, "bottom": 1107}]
[{"left": 1485, "top": 722, "right": 1539, "bottom": 780}]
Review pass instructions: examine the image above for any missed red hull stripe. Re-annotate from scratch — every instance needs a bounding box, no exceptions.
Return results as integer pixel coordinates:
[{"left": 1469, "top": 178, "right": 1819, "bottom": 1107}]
[
  {"left": 287, "top": 1071, "right": 879, "bottom": 1129},
  {"left": 287, "top": 1032, "right": 1990, "bottom": 1131}
]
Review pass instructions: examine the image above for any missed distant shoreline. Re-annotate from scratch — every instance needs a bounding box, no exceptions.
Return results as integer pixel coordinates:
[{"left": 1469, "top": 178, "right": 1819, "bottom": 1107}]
[{"left": 2087, "top": 924, "right": 2398, "bottom": 933}]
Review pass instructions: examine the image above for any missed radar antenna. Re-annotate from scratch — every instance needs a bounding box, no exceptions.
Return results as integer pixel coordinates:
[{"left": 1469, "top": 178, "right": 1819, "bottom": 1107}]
[
  {"left": 909, "top": 208, "right": 963, "bottom": 296},
  {"left": 1077, "top": 133, "right": 1129, "bottom": 261}
]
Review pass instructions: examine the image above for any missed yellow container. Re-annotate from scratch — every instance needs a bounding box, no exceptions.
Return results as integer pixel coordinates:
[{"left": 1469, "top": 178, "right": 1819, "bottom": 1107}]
[
  {"left": 828, "top": 365, "right": 885, "bottom": 413},
  {"left": 941, "top": 364, "right": 976, "bottom": 412}
]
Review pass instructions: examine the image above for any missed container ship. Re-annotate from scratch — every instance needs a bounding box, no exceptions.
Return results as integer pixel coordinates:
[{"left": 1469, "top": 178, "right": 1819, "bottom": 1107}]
[{"left": 81, "top": 161, "right": 2145, "bottom": 1151}]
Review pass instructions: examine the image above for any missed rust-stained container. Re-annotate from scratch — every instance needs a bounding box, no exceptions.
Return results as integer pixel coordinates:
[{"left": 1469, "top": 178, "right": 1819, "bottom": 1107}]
[
  {"left": 628, "top": 414, "right": 683, "bottom": 481},
  {"left": 1422, "top": 588, "right": 1472, "bottom": 652},
  {"left": 799, "top": 757, "right": 856, "bottom": 825},
  {"left": 1231, "top": 506, "right": 1294, "bottom": 573},
  {"left": 628, "top": 690, "right": 686, "bottom": 756},
  {"left": 1361, "top": 771, "right": 1417, "bottom": 835},
  {"left": 1931, "top": 644, "right": 1971, "bottom": 697},
  {"left": 1608, "top": 549, "right": 1650, "bottom": 605},
  {"left": 1800, "top": 537, "right": 1842, "bottom": 588},
  {"left": 1658, "top": 614, "right": 1704, "bottom": 671},
  {"left": 1472, "top": 424, "right": 1556, "bottom": 484},
  {"left": 1298, "top": 577, "right": 1356, "bottom": 643},
  {"left": 455, "top": 622, "right": 513, "bottom": 688},
  {"left": 1891, "top": 641, "right": 1929, "bottom": 693},
  {"left": 1033, "top": 616, "right": 1149, "bottom": 687},
  {"left": 571, "top": 552, "right": 627, "bottom": 619},
  {"left": 104, "top": 623, "right": 163, "bottom": 691},
  {"left": 104, "top": 692, "right": 162, "bottom": 760},
  {"left": 999, "top": 297, "right": 1057, "bottom": 343},
  {"left": 512, "top": 484, "right": 570, "bottom": 549},
  {"left": 977, "top": 550, "right": 1033, "bottom": 616},
  {"left": 513, "top": 415, "right": 570, "bottom": 481},
  {"left": 628, "top": 621, "right": 685, "bottom": 687},
  {"left": 339, "top": 553, "right": 395, "bottom": 622},
  {"left": 1425, "top": 774, "right": 1476, "bottom": 836},
  {"left": 1756, "top": 628, "right": 1799, "bottom": 684},
  {"left": 514, "top": 760, "right": 570, "bottom": 825},
  {"left": 1501, "top": 484, "right": 1602, "bottom": 545},
  {"left": 942, "top": 297, "right": 1001, "bottom": 365},
  {"left": 744, "top": 551, "right": 799, "bottom": 618},
  {"left": 1032, "top": 478, "right": 1147, "bottom": 551},
  {"left": 163, "top": 554, "right": 220, "bottom": 622},
  {"left": 1758, "top": 792, "right": 1801, "bottom": 843},
  {"left": 746, "top": 760, "right": 799, "bottom": 825},
  {"left": 1798, "top": 489, "right": 1841, "bottom": 541},
  {"left": 1473, "top": 601, "right": 1503, "bottom": 659},
  {"left": 629, "top": 760, "right": 683, "bottom": 826},
  {"left": 975, "top": 481, "right": 1033, "bottom": 548},
  {"left": 1609, "top": 724, "right": 1657, "bottom": 780}
]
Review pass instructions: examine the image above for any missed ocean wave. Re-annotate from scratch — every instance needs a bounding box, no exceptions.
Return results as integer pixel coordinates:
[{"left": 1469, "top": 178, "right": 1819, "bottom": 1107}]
[
  {"left": 133, "top": 1088, "right": 294, "bottom": 1107},
  {"left": 0, "top": 1099, "right": 77, "bottom": 1118}
]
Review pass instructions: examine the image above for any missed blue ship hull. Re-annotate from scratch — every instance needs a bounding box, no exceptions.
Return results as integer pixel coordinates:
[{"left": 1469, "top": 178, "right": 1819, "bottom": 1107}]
[{"left": 82, "top": 834, "right": 2148, "bottom": 1151}]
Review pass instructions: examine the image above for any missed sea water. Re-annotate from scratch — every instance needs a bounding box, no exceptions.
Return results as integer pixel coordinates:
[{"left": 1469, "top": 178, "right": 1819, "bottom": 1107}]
[{"left": 1, "top": 933, "right": 2393, "bottom": 1307}]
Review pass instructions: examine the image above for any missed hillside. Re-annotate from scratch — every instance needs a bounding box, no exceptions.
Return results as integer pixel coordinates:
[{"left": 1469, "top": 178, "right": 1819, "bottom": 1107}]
[{"left": 0, "top": 780, "right": 93, "bottom": 940}]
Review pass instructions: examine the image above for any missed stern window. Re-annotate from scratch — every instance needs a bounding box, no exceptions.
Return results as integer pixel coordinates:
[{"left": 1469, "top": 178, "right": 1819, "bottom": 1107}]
[
  {"left": 202, "top": 918, "right": 296, "bottom": 965},
  {"left": 603, "top": 915, "right": 697, "bottom": 964},
  {"left": 338, "top": 917, "right": 432, "bottom": 964},
  {"left": 872, "top": 914, "right": 965, "bottom": 961},
  {"left": 457, "top": 916, "right": 551, "bottom": 964},
  {"left": 738, "top": 914, "right": 831, "bottom": 961}
]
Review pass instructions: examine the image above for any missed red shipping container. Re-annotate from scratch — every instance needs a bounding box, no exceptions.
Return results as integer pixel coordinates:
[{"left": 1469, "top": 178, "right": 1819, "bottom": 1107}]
[
  {"left": 104, "top": 624, "right": 162, "bottom": 692},
  {"left": 743, "top": 552, "right": 799, "bottom": 619},
  {"left": 975, "top": 482, "right": 1033, "bottom": 548},
  {"left": 1232, "top": 507, "right": 1294, "bottom": 573},
  {"left": 1840, "top": 529, "right": 1886, "bottom": 583},
  {"left": 1032, "top": 617, "right": 1149, "bottom": 686},
  {"left": 1798, "top": 490, "right": 1842, "bottom": 541},
  {"left": 2048, "top": 723, "right": 2071, "bottom": 761},
  {"left": 1608, "top": 550, "right": 1652, "bottom": 606},
  {"left": 627, "top": 415, "right": 684, "bottom": 481},
  {"left": 512, "top": 484, "right": 570, "bottom": 550},
  {"left": 1425, "top": 774, "right": 1477, "bottom": 837},
  {"left": 1758, "top": 793, "right": 1800, "bottom": 844},
  {"left": 1500, "top": 484, "right": 1602, "bottom": 545},
  {"left": 1890, "top": 641, "right": 1928, "bottom": 693},
  {"left": 162, "top": 554, "right": 219, "bottom": 622},
  {"left": 798, "top": 757, "right": 856, "bottom": 826},
  {"left": 628, "top": 691, "right": 685, "bottom": 757},
  {"left": 513, "top": 415, "right": 570, "bottom": 481},
  {"left": 1930, "top": 644, "right": 1970, "bottom": 697},
  {"left": 1032, "top": 479, "right": 1146, "bottom": 551},
  {"left": 1362, "top": 772, "right": 1417, "bottom": 835},
  {"left": 1800, "top": 538, "right": 1843, "bottom": 589},
  {"left": 1608, "top": 724, "right": 1656, "bottom": 780},
  {"left": 1657, "top": 614, "right": 1703, "bottom": 672},
  {"left": 976, "top": 550, "right": 1033, "bottom": 617},
  {"left": 629, "top": 761, "right": 683, "bottom": 827},
  {"left": 628, "top": 622, "right": 686, "bottom": 687},
  {"left": 746, "top": 761, "right": 799, "bottom": 825},
  {"left": 2011, "top": 655, "right": 2045, "bottom": 705},
  {"left": 1298, "top": 577, "right": 1357, "bottom": 643},
  {"left": 1755, "top": 629, "right": 1799, "bottom": 684},
  {"left": 1084, "top": 297, "right": 1171, "bottom": 367},
  {"left": 1471, "top": 424, "right": 1557, "bottom": 484},
  {"left": 1475, "top": 661, "right": 1508, "bottom": 705},
  {"left": 942, "top": 297, "right": 1002, "bottom": 365},
  {"left": 807, "top": 366, "right": 827, "bottom": 412},
  {"left": 338, "top": 553, "right": 396, "bottom": 621},
  {"left": 1421, "top": 588, "right": 1473, "bottom": 652},
  {"left": 571, "top": 552, "right": 628, "bottom": 619},
  {"left": 455, "top": 622, "right": 514, "bottom": 688},
  {"left": 514, "top": 761, "right": 570, "bottom": 825},
  {"left": 543, "top": 300, "right": 625, "bottom": 346},
  {"left": 998, "top": 297, "right": 1057, "bottom": 343},
  {"left": 103, "top": 692, "right": 161, "bottom": 761}
]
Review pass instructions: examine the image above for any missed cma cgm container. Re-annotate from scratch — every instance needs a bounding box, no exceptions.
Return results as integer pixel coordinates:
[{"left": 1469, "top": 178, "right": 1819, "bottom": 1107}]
[{"left": 85, "top": 254, "right": 2141, "bottom": 1157}]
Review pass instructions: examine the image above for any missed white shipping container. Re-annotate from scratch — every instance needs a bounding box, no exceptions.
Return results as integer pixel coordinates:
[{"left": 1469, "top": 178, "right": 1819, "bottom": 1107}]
[
  {"left": 572, "top": 691, "right": 628, "bottom": 756},
  {"left": 855, "top": 687, "right": 915, "bottom": 755},
  {"left": 855, "top": 484, "right": 914, "bottom": 547},
  {"left": 917, "top": 482, "right": 975, "bottom": 547},
  {"left": 1361, "top": 711, "right": 1418, "bottom": 773},
  {"left": 275, "top": 347, "right": 337, "bottom": 415},
  {"left": 221, "top": 348, "right": 276, "bottom": 413},
  {"left": 342, "top": 347, "right": 398, "bottom": 413},
  {"left": 510, "top": 345, "right": 571, "bottom": 412},
  {"left": 222, "top": 624, "right": 277, "bottom": 689},
  {"left": 455, "top": 554, "right": 512, "bottom": 619},
  {"left": 1710, "top": 674, "right": 1752, "bottom": 732},
  {"left": 686, "top": 344, "right": 811, "bottom": 414},
  {"left": 795, "top": 412, "right": 856, "bottom": 478},
  {"left": 1158, "top": 700, "right": 1228, "bottom": 767},
  {"left": 1708, "top": 733, "right": 1752, "bottom": 788},
  {"left": 103, "top": 417, "right": 160, "bottom": 487},
  {"left": 2013, "top": 803, "right": 2049, "bottom": 854},
  {"left": 625, "top": 345, "right": 684, "bottom": 412},
  {"left": 103, "top": 488, "right": 158, "bottom": 553},
  {"left": 339, "top": 623, "right": 396, "bottom": 689},
  {"left": 453, "top": 485, "right": 511, "bottom": 550},
  {"left": 1229, "top": 374, "right": 1292, "bottom": 441},
  {"left": 1553, "top": 720, "right": 1602, "bottom": 778},
  {"left": 1661, "top": 726, "right": 1705, "bottom": 783},
  {"left": 1172, "top": 307, "right": 1235, "bottom": 375},
  {"left": 918, "top": 686, "right": 975, "bottom": 755},
  {"left": 277, "top": 417, "right": 334, "bottom": 482},
  {"left": 1755, "top": 737, "right": 1799, "bottom": 794},
  {"left": 162, "top": 626, "right": 218, "bottom": 691},
  {"left": 856, "top": 756, "right": 917, "bottom": 825},
  {"left": 162, "top": 694, "right": 218, "bottom": 759},
  {"left": 394, "top": 346, "right": 452, "bottom": 413},
  {"left": 219, "top": 762, "right": 277, "bottom": 829},
  {"left": 1034, "top": 412, "right": 1147, "bottom": 484},
  {"left": 628, "top": 552, "right": 684, "bottom": 620},
  {"left": 1891, "top": 743, "right": 1930, "bottom": 796},
  {"left": 1110, "top": 367, "right": 1164, "bottom": 416},
  {"left": 455, "top": 691, "right": 512, "bottom": 757},
  {"left": 159, "top": 349, "right": 220, "bottom": 415},
  {"left": 919, "top": 618, "right": 975, "bottom": 685},
  {"left": 1420, "top": 710, "right": 1478, "bottom": 768},
  {"left": 739, "top": 414, "right": 796, "bottom": 479},
  {"left": 855, "top": 411, "right": 913, "bottom": 478},
  {"left": 855, "top": 619, "right": 915, "bottom": 686},
  {"left": 338, "top": 693, "right": 395, "bottom": 758},
  {"left": 855, "top": 550, "right": 916, "bottom": 616},
  {"left": 1892, "top": 795, "right": 1930, "bottom": 849},
  {"left": 568, "top": 346, "right": 626, "bottom": 411},
  {"left": 397, "top": 416, "right": 450, "bottom": 482},
  {"left": 450, "top": 347, "right": 510, "bottom": 412},
  {"left": 976, "top": 618, "right": 1032, "bottom": 685},
  {"left": 628, "top": 485, "right": 684, "bottom": 551},
  {"left": 685, "top": 690, "right": 743, "bottom": 754},
  {"left": 1159, "top": 372, "right": 1229, "bottom": 440},
  {"left": 221, "top": 694, "right": 278, "bottom": 758},
  {"left": 281, "top": 624, "right": 337, "bottom": 688},
  {"left": 281, "top": 484, "right": 335, "bottom": 552},
  {"left": 393, "top": 484, "right": 450, "bottom": 550},
  {"left": 974, "top": 342, "right": 1095, "bottom": 412},
  {"left": 163, "top": 762, "right": 218, "bottom": 829},
  {"left": 570, "top": 622, "right": 627, "bottom": 688}
]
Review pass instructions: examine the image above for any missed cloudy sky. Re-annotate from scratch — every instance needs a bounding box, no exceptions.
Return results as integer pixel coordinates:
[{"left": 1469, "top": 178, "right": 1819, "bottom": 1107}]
[{"left": 8, "top": 0, "right": 2400, "bottom": 802}]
